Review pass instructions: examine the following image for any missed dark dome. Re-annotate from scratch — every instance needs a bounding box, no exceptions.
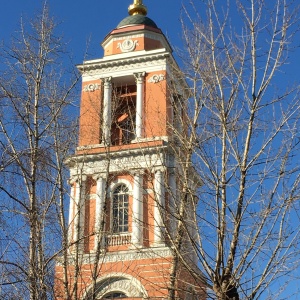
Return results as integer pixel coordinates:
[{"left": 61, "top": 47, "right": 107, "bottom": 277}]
[{"left": 117, "top": 15, "right": 158, "bottom": 29}]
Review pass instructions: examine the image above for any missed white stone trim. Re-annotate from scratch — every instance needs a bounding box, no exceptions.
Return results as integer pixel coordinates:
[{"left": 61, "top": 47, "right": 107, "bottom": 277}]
[
  {"left": 148, "top": 74, "right": 165, "bottom": 83},
  {"left": 168, "top": 169, "right": 177, "bottom": 237},
  {"left": 83, "top": 83, "right": 101, "bottom": 92},
  {"left": 56, "top": 246, "right": 173, "bottom": 268},
  {"left": 134, "top": 71, "right": 145, "bottom": 139},
  {"left": 101, "top": 77, "right": 112, "bottom": 145},
  {"left": 153, "top": 169, "right": 166, "bottom": 245},
  {"left": 109, "top": 178, "right": 133, "bottom": 196},
  {"left": 82, "top": 272, "right": 148, "bottom": 300},
  {"left": 132, "top": 172, "right": 144, "bottom": 246},
  {"left": 79, "top": 50, "right": 171, "bottom": 82},
  {"left": 72, "top": 182, "right": 81, "bottom": 244},
  {"left": 94, "top": 176, "right": 107, "bottom": 250},
  {"left": 79, "top": 246, "right": 173, "bottom": 264},
  {"left": 76, "top": 136, "right": 169, "bottom": 150},
  {"left": 68, "top": 149, "right": 166, "bottom": 177},
  {"left": 67, "top": 184, "right": 76, "bottom": 243},
  {"left": 130, "top": 135, "right": 169, "bottom": 143},
  {"left": 117, "top": 38, "right": 139, "bottom": 53}
]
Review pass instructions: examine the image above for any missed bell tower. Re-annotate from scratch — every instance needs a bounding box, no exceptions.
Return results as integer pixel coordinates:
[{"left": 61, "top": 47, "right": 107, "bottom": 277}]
[{"left": 55, "top": 1, "right": 206, "bottom": 299}]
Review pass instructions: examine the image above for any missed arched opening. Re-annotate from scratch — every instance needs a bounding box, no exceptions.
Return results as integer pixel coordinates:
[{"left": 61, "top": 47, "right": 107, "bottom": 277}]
[
  {"left": 111, "top": 85, "right": 136, "bottom": 146},
  {"left": 82, "top": 274, "right": 148, "bottom": 300}
]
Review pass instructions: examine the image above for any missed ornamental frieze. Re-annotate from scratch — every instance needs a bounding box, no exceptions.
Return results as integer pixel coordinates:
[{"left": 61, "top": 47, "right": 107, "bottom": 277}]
[
  {"left": 80, "top": 57, "right": 168, "bottom": 77},
  {"left": 82, "top": 247, "right": 173, "bottom": 264},
  {"left": 69, "top": 152, "right": 165, "bottom": 177}
]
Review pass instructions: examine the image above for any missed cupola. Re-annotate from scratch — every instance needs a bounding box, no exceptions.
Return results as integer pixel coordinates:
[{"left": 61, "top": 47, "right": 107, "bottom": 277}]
[{"left": 101, "top": 0, "right": 171, "bottom": 56}]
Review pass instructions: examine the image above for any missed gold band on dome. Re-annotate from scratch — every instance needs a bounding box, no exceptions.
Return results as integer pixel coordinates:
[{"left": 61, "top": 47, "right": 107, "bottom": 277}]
[{"left": 128, "top": 0, "right": 148, "bottom": 16}]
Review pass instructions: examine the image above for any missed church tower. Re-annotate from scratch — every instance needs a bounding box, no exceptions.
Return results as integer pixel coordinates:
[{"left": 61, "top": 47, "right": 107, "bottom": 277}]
[{"left": 55, "top": 1, "right": 206, "bottom": 299}]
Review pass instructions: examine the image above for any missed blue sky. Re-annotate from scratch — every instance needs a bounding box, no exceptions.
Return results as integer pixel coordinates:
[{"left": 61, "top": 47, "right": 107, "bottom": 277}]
[
  {"left": 0, "top": 0, "right": 183, "bottom": 63},
  {"left": 1, "top": 0, "right": 298, "bottom": 80},
  {"left": 1, "top": 1, "right": 300, "bottom": 299}
]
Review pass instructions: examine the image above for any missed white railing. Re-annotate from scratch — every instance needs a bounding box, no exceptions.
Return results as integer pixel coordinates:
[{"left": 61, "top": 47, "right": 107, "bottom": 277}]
[{"left": 105, "top": 233, "right": 132, "bottom": 247}]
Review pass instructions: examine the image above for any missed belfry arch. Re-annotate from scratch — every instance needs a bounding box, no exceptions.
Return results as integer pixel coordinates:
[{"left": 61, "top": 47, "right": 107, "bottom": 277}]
[{"left": 83, "top": 273, "right": 148, "bottom": 300}]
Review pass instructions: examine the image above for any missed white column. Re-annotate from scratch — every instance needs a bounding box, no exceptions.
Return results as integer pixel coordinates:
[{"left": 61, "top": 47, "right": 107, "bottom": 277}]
[
  {"left": 79, "top": 177, "right": 87, "bottom": 251},
  {"left": 72, "top": 181, "right": 81, "bottom": 244},
  {"left": 72, "top": 176, "right": 86, "bottom": 251},
  {"left": 153, "top": 169, "right": 165, "bottom": 245},
  {"left": 168, "top": 169, "right": 177, "bottom": 237},
  {"left": 68, "top": 180, "right": 76, "bottom": 243},
  {"left": 132, "top": 172, "right": 144, "bottom": 247},
  {"left": 102, "top": 77, "right": 112, "bottom": 145},
  {"left": 177, "top": 105, "right": 183, "bottom": 134},
  {"left": 94, "top": 175, "right": 106, "bottom": 251},
  {"left": 134, "top": 72, "right": 145, "bottom": 139}
]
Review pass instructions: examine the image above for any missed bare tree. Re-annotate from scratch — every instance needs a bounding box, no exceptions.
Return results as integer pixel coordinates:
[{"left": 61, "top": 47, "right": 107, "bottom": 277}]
[
  {"left": 164, "top": 0, "right": 300, "bottom": 299},
  {"left": 0, "top": 5, "right": 78, "bottom": 300}
]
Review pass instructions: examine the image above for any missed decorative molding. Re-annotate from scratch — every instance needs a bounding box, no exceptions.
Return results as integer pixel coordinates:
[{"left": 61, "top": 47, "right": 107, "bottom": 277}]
[
  {"left": 109, "top": 178, "right": 133, "bottom": 195},
  {"left": 101, "top": 76, "right": 112, "bottom": 86},
  {"left": 114, "top": 34, "right": 143, "bottom": 41},
  {"left": 83, "top": 83, "right": 101, "bottom": 92},
  {"left": 130, "top": 169, "right": 145, "bottom": 176},
  {"left": 85, "top": 247, "right": 172, "bottom": 264},
  {"left": 68, "top": 175, "right": 87, "bottom": 184},
  {"left": 153, "top": 166, "right": 167, "bottom": 173},
  {"left": 148, "top": 74, "right": 165, "bottom": 83},
  {"left": 78, "top": 52, "right": 170, "bottom": 76},
  {"left": 134, "top": 71, "right": 146, "bottom": 83},
  {"left": 107, "top": 32, "right": 164, "bottom": 44},
  {"left": 56, "top": 247, "right": 173, "bottom": 268},
  {"left": 117, "top": 39, "right": 139, "bottom": 53},
  {"left": 69, "top": 151, "right": 165, "bottom": 177},
  {"left": 82, "top": 273, "right": 148, "bottom": 299},
  {"left": 131, "top": 136, "right": 169, "bottom": 143},
  {"left": 76, "top": 136, "right": 169, "bottom": 151},
  {"left": 97, "top": 278, "right": 142, "bottom": 298},
  {"left": 92, "top": 173, "right": 107, "bottom": 181}
]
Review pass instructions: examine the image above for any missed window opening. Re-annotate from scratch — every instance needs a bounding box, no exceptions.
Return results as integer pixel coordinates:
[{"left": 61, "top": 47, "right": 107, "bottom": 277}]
[
  {"left": 112, "top": 185, "right": 129, "bottom": 233},
  {"left": 103, "top": 292, "right": 127, "bottom": 299},
  {"left": 111, "top": 85, "right": 136, "bottom": 145}
]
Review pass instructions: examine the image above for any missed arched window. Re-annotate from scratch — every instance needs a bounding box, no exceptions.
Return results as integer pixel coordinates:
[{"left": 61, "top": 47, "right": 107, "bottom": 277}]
[{"left": 112, "top": 185, "right": 129, "bottom": 233}]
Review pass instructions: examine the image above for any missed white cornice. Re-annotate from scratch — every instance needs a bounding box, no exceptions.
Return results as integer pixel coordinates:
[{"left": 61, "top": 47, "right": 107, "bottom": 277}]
[
  {"left": 66, "top": 145, "right": 170, "bottom": 177},
  {"left": 59, "top": 246, "right": 173, "bottom": 265},
  {"left": 79, "top": 48, "right": 169, "bottom": 68},
  {"left": 78, "top": 50, "right": 175, "bottom": 82}
]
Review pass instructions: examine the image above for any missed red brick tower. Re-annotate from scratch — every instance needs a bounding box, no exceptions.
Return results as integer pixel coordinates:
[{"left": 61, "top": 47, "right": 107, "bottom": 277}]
[{"left": 55, "top": 1, "right": 206, "bottom": 299}]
